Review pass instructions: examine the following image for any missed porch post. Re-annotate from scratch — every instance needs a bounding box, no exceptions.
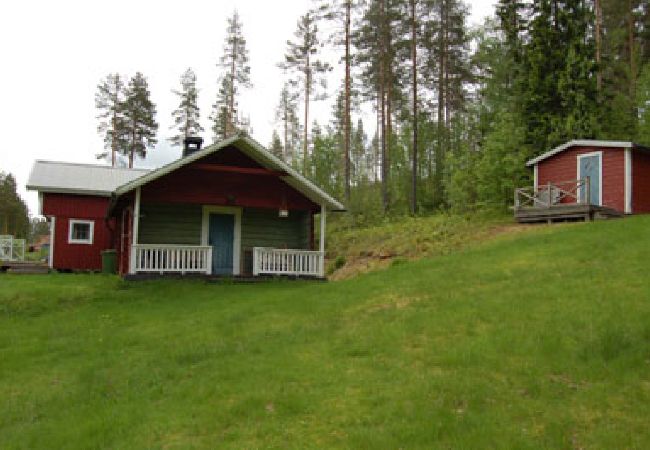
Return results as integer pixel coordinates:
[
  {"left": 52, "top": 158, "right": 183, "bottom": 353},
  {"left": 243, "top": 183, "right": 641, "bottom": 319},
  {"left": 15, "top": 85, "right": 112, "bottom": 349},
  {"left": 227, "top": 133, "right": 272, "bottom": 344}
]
[
  {"left": 319, "top": 204, "right": 326, "bottom": 253},
  {"left": 48, "top": 216, "right": 55, "bottom": 269},
  {"left": 129, "top": 187, "right": 141, "bottom": 274},
  {"left": 319, "top": 204, "right": 326, "bottom": 277}
]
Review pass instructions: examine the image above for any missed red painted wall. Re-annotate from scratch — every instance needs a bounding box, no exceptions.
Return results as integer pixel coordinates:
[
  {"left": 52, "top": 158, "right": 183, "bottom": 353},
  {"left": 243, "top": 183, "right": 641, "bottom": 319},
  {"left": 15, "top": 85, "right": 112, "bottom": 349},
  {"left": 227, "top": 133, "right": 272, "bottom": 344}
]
[
  {"left": 536, "top": 146, "right": 625, "bottom": 212},
  {"left": 632, "top": 149, "right": 650, "bottom": 213},
  {"left": 42, "top": 193, "right": 113, "bottom": 270},
  {"left": 138, "top": 149, "right": 319, "bottom": 212}
]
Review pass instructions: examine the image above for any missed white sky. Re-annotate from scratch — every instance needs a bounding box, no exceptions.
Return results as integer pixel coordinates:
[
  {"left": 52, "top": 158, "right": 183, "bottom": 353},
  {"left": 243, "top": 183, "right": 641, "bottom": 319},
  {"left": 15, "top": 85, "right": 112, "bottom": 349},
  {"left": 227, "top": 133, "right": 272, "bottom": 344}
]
[{"left": 0, "top": 0, "right": 495, "bottom": 216}]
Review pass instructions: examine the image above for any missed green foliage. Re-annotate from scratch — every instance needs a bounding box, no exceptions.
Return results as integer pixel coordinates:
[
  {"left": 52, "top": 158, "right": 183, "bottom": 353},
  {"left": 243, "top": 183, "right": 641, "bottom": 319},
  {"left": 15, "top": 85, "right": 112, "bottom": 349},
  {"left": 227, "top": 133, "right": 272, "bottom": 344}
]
[
  {"left": 3, "top": 216, "right": 650, "bottom": 447},
  {"left": 0, "top": 172, "right": 29, "bottom": 238},
  {"left": 212, "top": 10, "right": 252, "bottom": 141},
  {"left": 636, "top": 63, "right": 650, "bottom": 145},
  {"left": 169, "top": 68, "right": 203, "bottom": 147},
  {"left": 95, "top": 73, "right": 127, "bottom": 166},
  {"left": 123, "top": 72, "right": 158, "bottom": 168}
]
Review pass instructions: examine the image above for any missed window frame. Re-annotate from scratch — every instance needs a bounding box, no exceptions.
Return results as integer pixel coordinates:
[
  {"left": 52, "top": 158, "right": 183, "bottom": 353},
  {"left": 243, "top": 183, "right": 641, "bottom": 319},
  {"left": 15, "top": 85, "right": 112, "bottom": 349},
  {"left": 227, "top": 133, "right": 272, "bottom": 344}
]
[{"left": 68, "top": 219, "right": 94, "bottom": 245}]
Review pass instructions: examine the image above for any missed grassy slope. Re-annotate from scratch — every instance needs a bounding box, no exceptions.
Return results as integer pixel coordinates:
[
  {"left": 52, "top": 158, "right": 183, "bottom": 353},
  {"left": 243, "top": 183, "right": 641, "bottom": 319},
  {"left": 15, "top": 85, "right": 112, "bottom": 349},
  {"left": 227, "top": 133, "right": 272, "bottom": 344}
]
[
  {"left": 327, "top": 212, "right": 516, "bottom": 278},
  {"left": 1, "top": 217, "right": 650, "bottom": 449}
]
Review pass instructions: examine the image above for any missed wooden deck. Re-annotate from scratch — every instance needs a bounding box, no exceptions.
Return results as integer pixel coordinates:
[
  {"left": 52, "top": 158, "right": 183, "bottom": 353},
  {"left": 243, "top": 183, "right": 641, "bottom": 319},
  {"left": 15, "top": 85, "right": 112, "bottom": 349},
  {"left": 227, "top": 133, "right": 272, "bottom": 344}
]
[
  {"left": 0, "top": 261, "right": 49, "bottom": 274},
  {"left": 514, "top": 203, "right": 623, "bottom": 223}
]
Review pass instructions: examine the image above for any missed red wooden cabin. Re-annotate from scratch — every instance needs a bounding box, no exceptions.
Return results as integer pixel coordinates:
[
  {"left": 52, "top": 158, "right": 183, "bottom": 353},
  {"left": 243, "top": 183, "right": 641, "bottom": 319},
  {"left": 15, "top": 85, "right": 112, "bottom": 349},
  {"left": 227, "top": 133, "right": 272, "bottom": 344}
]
[
  {"left": 27, "top": 135, "right": 344, "bottom": 277},
  {"left": 515, "top": 140, "right": 650, "bottom": 222}
]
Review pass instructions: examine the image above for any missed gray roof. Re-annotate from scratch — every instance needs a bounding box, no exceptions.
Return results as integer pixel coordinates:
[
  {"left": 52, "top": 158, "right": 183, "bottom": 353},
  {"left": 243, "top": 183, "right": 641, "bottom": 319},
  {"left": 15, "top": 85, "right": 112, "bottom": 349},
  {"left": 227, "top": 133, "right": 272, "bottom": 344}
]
[
  {"left": 26, "top": 160, "right": 149, "bottom": 197},
  {"left": 526, "top": 140, "right": 650, "bottom": 167}
]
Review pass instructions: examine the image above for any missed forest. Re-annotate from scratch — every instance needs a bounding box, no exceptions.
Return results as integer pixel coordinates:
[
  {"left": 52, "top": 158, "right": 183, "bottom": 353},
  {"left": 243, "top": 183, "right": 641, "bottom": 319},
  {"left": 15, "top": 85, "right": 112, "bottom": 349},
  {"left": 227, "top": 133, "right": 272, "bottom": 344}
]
[{"left": 94, "top": 0, "right": 650, "bottom": 223}]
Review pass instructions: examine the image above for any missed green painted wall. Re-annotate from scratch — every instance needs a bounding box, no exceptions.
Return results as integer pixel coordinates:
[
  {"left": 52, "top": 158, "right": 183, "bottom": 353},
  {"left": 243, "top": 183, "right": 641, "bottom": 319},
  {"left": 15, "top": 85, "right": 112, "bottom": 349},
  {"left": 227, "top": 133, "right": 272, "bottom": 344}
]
[
  {"left": 137, "top": 204, "right": 312, "bottom": 265},
  {"left": 241, "top": 208, "right": 310, "bottom": 250},
  {"left": 138, "top": 203, "right": 202, "bottom": 245}
]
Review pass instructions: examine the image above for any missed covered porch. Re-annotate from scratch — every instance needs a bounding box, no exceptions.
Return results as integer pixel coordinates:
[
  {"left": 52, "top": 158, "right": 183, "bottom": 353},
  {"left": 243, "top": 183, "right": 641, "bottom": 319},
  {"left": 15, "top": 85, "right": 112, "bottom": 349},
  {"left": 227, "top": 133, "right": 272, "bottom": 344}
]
[{"left": 126, "top": 192, "right": 328, "bottom": 278}]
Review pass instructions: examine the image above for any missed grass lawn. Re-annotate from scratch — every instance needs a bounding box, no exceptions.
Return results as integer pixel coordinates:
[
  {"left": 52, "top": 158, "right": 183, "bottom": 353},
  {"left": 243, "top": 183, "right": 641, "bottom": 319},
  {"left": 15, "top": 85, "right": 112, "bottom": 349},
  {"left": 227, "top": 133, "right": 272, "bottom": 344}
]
[{"left": 1, "top": 216, "right": 650, "bottom": 448}]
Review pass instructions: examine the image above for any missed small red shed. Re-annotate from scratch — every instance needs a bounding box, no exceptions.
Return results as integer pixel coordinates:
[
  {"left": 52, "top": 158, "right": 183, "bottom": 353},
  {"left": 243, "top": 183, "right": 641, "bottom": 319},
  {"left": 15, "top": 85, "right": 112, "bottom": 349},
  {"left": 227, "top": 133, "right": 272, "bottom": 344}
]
[{"left": 516, "top": 140, "right": 650, "bottom": 222}]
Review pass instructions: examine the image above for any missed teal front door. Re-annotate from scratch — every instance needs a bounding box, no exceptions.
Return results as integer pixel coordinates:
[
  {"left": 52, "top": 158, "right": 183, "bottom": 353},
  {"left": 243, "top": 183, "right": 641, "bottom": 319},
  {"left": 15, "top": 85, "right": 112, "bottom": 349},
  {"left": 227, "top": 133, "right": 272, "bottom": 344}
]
[
  {"left": 209, "top": 213, "right": 234, "bottom": 275},
  {"left": 579, "top": 153, "right": 601, "bottom": 205}
]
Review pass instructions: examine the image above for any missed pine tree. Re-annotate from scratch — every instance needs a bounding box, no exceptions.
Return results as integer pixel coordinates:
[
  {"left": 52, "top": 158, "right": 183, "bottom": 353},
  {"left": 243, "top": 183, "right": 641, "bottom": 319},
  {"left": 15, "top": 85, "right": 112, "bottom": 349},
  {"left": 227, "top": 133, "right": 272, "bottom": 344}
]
[
  {"left": 269, "top": 130, "right": 284, "bottom": 159},
  {"left": 280, "top": 12, "right": 332, "bottom": 174},
  {"left": 354, "top": 0, "right": 406, "bottom": 213},
  {"left": 315, "top": 0, "right": 361, "bottom": 203},
  {"left": 0, "top": 172, "right": 29, "bottom": 238},
  {"left": 210, "top": 77, "right": 232, "bottom": 142},
  {"left": 274, "top": 83, "right": 301, "bottom": 162},
  {"left": 123, "top": 72, "right": 158, "bottom": 168},
  {"left": 216, "top": 10, "right": 252, "bottom": 138},
  {"left": 95, "top": 73, "right": 127, "bottom": 167},
  {"left": 169, "top": 68, "right": 203, "bottom": 147}
]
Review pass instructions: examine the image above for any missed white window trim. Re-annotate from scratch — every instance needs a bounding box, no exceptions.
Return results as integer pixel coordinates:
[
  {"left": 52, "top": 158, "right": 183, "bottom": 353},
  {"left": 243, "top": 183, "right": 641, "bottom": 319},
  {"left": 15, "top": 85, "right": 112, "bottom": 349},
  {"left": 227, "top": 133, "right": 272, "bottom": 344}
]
[
  {"left": 201, "top": 206, "right": 242, "bottom": 276},
  {"left": 68, "top": 219, "right": 94, "bottom": 245},
  {"left": 576, "top": 151, "right": 603, "bottom": 206}
]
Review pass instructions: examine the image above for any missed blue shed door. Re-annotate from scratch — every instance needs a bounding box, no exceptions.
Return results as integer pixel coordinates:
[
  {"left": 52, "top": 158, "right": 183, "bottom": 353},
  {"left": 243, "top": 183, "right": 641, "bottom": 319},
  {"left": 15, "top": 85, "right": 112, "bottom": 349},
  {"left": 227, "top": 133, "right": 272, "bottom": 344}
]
[
  {"left": 579, "top": 153, "right": 601, "bottom": 205},
  {"left": 209, "top": 213, "right": 234, "bottom": 275}
]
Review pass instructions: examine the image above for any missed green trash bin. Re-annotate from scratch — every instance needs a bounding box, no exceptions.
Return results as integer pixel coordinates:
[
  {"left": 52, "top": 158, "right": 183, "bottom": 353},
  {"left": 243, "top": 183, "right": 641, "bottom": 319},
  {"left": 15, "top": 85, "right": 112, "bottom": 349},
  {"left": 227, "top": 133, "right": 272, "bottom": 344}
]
[{"left": 101, "top": 249, "right": 117, "bottom": 274}]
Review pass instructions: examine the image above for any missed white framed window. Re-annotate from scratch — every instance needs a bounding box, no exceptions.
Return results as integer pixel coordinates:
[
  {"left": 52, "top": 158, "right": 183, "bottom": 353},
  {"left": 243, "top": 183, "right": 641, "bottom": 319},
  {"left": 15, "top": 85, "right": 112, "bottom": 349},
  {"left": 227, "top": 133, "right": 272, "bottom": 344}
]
[{"left": 68, "top": 219, "right": 94, "bottom": 244}]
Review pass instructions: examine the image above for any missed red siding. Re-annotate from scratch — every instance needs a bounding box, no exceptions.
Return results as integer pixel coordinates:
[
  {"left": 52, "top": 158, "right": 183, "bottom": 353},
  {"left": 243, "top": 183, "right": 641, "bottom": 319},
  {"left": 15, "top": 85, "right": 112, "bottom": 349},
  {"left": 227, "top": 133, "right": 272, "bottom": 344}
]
[
  {"left": 138, "top": 149, "right": 319, "bottom": 211},
  {"left": 43, "top": 193, "right": 112, "bottom": 271},
  {"left": 537, "top": 146, "right": 625, "bottom": 212},
  {"left": 632, "top": 149, "right": 650, "bottom": 213}
]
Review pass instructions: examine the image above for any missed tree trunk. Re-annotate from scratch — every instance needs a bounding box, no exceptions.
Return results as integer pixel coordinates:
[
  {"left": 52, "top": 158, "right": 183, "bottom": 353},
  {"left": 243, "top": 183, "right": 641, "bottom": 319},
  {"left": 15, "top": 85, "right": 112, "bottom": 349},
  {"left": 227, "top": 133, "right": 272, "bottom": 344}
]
[
  {"left": 628, "top": 0, "right": 637, "bottom": 102},
  {"left": 283, "top": 109, "right": 288, "bottom": 162},
  {"left": 344, "top": 0, "right": 351, "bottom": 203},
  {"left": 595, "top": 0, "right": 602, "bottom": 93},
  {"left": 436, "top": 0, "right": 446, "bottom": 207},
  {"left": 410, "top": 0, "right": 418, "bottom": 215},
  {"left": 304, "top": 56, "right": 311, "bottom": 175},
  {"left": 228, "top": 36, "right": 237, "bottom": 137},
  {"left": 379, "top": 0, "right": 388, "bottom": 214}
]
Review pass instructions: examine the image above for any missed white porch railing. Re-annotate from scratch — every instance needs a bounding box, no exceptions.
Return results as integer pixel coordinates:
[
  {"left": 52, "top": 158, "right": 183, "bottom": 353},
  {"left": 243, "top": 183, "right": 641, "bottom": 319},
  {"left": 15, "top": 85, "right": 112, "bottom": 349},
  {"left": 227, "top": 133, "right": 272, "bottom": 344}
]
[
  {"left": 132, "top": 244, "right": 212, "bottom": 274},
  {"left": 253, "top": 247, "right": 325, "bottom": 277},
  {"left": 0, "top": 235, "right": 25, "bottom": 262}
]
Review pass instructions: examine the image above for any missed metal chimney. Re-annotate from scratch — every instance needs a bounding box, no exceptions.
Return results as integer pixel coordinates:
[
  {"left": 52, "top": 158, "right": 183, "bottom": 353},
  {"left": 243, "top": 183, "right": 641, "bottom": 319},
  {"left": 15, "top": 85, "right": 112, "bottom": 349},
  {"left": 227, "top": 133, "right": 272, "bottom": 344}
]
[{"left": 182, "top": 136, "right": 204, "bottom": 158}]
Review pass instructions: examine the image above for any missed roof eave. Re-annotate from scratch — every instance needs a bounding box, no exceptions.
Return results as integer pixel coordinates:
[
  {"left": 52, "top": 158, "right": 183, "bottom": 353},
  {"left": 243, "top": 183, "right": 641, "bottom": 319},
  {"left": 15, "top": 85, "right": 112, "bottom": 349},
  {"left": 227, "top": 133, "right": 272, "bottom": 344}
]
[
  {"left": 525, "top": 140, "right": 635, "bottom": 167},
  {"left": 26, "top": 185, "right": 113, "bottom": 197}
]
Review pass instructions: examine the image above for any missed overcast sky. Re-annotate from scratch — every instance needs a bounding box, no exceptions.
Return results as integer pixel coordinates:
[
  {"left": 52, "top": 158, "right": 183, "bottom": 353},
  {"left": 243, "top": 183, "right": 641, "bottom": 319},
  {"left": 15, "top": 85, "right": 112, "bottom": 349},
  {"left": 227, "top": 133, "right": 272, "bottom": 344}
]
[{"left": 0, "top": 0, "right": 495, "bottom": 217}]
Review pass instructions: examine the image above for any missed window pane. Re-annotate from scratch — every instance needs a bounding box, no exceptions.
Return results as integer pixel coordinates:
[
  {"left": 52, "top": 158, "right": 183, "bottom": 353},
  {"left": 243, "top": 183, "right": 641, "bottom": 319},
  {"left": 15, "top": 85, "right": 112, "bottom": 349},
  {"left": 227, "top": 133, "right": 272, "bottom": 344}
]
[{"left": 72, "top": 223, "right": 90, "bottom": 240}]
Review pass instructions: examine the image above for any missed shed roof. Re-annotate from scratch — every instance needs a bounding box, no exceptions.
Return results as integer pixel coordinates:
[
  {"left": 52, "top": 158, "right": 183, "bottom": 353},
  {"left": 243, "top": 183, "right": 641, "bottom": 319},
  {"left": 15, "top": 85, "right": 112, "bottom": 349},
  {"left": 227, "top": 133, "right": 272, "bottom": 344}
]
[
  {"left": 526, "top": 140, "right": 650, "bottom": 167},
  {"left": 115, "top": 134, "right": 346, "bottom": 211},
  {"left": 27, "top": 161, "right": 149, "bottom": 197}
]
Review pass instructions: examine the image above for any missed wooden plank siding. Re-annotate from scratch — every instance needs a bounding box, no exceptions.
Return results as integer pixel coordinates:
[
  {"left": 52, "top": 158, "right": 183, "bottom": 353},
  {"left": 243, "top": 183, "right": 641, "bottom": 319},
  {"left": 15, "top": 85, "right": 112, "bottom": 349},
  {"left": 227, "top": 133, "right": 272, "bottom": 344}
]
[
  {"left": 632, "top": 149, "right": 650, "bottom": 213},
  {"left": 136, "top": 203, "right": 310, "bottom": 249},
  {"left": 537, "top": 146, "right": 625, "bottom": 212},
  {"left": 241, "top": 208, "right": 310, "bottom": 250},
  {"left": 138, "top": 203, "right": 202, "bottom": 245},
  {"left": 42, "top": 193, "right": 113, "bottom": 271}
]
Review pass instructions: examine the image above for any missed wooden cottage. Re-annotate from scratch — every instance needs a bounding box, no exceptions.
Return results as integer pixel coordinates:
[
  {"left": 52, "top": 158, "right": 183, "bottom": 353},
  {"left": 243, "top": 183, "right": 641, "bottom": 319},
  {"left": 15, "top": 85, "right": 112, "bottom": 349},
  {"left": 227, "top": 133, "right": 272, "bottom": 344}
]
[
  {"left": 514, "top": 140, "right": 650, "bottom": 222},
  {"left": 27, "top": 135, "right": 345, "bottom": 277}
]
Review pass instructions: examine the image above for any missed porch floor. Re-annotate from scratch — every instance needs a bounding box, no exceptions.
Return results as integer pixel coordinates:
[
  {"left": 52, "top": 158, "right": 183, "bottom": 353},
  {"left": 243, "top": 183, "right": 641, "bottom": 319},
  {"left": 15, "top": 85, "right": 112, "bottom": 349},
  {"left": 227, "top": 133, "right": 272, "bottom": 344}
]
[
  {"left": 122, "top": 273, "right": 326, "bottom": 282},
  {"left": 514, "top": 203, "right": 623, "bottom": 223}
]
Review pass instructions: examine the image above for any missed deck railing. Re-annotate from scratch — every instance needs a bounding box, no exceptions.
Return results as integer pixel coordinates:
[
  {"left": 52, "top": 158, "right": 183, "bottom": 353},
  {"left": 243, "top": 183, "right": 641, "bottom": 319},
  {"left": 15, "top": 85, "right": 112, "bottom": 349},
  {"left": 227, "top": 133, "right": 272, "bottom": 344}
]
[
  {"left": 132, "top": 244, "right": 212, "bottom": 274},
  {"left": 253, "top": 247, "right": 325, "bottom": 277},
  {"left": 515, "top": 178, "right": 590, "bottom": 209},
  {"left": 0, "top": 235, "right": 25, "bottom": 262}
]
